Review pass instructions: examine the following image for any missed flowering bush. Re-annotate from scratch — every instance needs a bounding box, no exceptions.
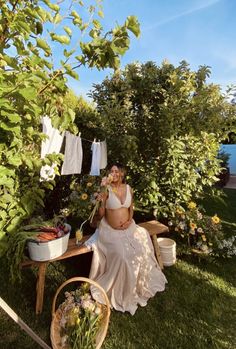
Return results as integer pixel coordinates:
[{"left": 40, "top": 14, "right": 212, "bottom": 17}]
[
  {"left": 168, "top": 202, "right": 224, "bottom": 253},
  {"left": 67, "top": 175, "right": 102, "bottom": 221},
  {"left": 59, "top": 282, "right": 103, "bottom": 349}
]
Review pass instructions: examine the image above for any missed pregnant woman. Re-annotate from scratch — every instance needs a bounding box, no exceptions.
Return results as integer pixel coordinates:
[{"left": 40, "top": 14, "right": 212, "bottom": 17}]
[{"left": 85, "top": 163, "right": 167, "bottom": 315}]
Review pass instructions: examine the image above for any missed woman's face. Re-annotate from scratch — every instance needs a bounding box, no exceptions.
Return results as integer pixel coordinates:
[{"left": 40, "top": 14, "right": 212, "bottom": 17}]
[{"left": 109, "top": 166, "right": 122, "bottom": 183}]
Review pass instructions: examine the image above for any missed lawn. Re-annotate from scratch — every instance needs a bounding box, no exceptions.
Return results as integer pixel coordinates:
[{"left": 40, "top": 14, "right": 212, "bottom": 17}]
[{"left": 0, "top": 189, "right": 235, "bottom": 349}]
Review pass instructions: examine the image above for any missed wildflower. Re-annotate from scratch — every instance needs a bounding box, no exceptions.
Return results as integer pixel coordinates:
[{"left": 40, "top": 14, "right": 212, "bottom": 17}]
[
  {"left": 188, "top": 201, "right": 197, "bottom": 209},
  {"left": 202, "top": 234, "right": 207, "bottom": 241},
  {"left": 87, "top": 182, "right": 93, "bottom": 187},
  {"left": 189, "top": 222, "right": 197, "bottom": 230},
  {"left": 81, "top": 193, "right": 88, "bottom": 200},
  {"left": 176, "top": 208, "right": 184, "bottom": 215},
  {"left": 211, "top": 214, "right": 220, "bottom": 224},
  {"left": 197, "top": 227, "right": 203, "bottom": 233}
]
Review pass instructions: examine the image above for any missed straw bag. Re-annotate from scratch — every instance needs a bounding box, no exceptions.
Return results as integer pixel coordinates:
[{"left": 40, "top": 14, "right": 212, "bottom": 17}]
[{"left": 50, "top": 277, "right": 110, "bottom": 349}]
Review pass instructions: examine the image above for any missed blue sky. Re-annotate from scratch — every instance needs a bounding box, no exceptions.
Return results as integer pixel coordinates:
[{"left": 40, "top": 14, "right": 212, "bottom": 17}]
[{"left": 65, "top": 0, "right": 236, "bottom": 98}]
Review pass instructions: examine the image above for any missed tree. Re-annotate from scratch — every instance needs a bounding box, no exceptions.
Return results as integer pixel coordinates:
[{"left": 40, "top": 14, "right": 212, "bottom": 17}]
[
  {"left": 89, "top": 60, "right": 236, "bottom": 217},
  {"left": 0, "top": 0, "right": 140, "bottom": 254}
]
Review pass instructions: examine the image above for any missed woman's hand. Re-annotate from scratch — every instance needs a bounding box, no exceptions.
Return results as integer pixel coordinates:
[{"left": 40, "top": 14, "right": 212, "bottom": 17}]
[
  {"left": 96, "top": 192, "right": 107, "bottom": 209},
  {"left": 117, "top": 219, "right": 132, "bottom": 230}
]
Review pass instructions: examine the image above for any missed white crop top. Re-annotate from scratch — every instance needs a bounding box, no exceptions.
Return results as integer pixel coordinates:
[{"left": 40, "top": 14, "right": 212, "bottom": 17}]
[{"left": 106, "top": 184, "right": 132, "bottom": 210}]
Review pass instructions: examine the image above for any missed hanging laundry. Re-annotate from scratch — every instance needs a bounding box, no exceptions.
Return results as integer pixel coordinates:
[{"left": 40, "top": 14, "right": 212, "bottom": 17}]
[
  {"left": 100, "top": 140, "right": 107, "bottom": 169},
  {"left": 61, "top": 131, "right": 83, "bottom": 175},
  {"left": 90, "top": 141, "right": 101, "bottom": 176},
  {"left": 40, "top": 116, "right": 64, "bottom": 181}
]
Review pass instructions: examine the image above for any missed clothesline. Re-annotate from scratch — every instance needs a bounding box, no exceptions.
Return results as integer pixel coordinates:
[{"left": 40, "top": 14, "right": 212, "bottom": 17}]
[
  {"left": 77, "top": 131, "right": 103, "bottom": 144},
  {"left": 80, "top": 136, "right": 102, "bottom": 143},
  {"left": 40, "top": 116, "right": 107, "bottom": 180}
]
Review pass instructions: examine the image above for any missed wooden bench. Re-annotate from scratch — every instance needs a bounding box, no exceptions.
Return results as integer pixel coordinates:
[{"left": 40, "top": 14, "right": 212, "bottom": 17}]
[
  {"left": 21, "top": 220, "right": 168, "bottom": 314},
  {"left": 21, "top": 236, "right": 91, "bottom": 315},
  {"left": 138, "top": 220, "right": 169, "bottom": 269}
]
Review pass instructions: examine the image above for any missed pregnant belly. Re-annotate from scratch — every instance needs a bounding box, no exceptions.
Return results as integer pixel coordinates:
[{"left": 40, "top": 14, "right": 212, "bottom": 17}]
[{"left": 105, "top": 208, "right": 130, "bottom": 229}]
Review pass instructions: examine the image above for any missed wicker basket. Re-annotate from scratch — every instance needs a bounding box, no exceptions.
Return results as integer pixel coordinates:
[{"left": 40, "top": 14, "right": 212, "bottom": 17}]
[{"left": 50, "top": 277, "right": 110, "bottom": 349}]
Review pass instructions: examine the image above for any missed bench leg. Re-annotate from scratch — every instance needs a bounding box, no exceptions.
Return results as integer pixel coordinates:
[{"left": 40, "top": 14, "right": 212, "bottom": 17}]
[
  {"left": 152, "top": 235, "right": 164, "bottom": 270},
  {"left": 36, "top": 262, "right": 48, "bottom": 314}
]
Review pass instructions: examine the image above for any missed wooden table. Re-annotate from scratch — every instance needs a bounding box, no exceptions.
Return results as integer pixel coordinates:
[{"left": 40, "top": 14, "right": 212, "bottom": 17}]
[{"left": 21, "top": 236, "right": 91, "bottom": 314}]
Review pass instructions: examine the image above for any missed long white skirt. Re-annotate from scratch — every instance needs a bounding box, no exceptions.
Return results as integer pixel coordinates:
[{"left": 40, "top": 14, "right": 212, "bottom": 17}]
[{"left": 86, "top": 218, "right": 167, "bottom": 315}]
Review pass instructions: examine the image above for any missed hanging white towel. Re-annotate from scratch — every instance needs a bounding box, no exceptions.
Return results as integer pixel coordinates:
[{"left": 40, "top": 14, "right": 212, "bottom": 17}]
[
  {"left": 90, "top": 141, "right": 101, "bottom": 176},
  {"left": 100, "top": 140, "right": 107, "bottom": 169},
  {"left": 61, "top": 132, "right": 83, "bottom": 175},
  {"left": 40, "top": 116, "right": 64, "bottom": 181}
]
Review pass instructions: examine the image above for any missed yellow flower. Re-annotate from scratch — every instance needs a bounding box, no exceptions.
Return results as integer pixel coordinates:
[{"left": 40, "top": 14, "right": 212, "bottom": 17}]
[
  {"left": 176, "top": 208, "right": 184, "bottom": 215},
  {"left": 202, "top": 234, "right": 207, "bottom": 241},
  {"left": 189, "top": 222, "right": 197, "bottom": 230},
  {"left": 211, "top": 214, "right": 220, "bottom": 224},
  {"left": 188, "top": 201, "right": 196, "bottom": 209},
  {"left": 87, "top": 182, "right": 93, "bottom": 187},
  {"left": 81, "top": 193, "right": 88, "bottom": 200},
  {"left": 75, "top": 230, "right": 83, "bottom": 242}
]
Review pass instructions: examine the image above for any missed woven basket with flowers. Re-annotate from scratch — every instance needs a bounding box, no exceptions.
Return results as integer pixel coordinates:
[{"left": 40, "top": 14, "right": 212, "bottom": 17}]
[{"left": 50, "top": 277, "right": 110, "bottom": 349}]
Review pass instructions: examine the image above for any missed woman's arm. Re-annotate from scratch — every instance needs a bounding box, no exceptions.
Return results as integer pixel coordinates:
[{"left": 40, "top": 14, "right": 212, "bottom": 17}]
[
  {"left": 97, "top": 192, "right": 107, "bottom": 219},
  {"left": 128, "top": 187, "right": 134, "bottom": 222}
]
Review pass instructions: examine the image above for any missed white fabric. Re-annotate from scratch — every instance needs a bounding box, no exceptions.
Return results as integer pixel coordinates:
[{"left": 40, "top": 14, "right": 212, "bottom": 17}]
[
  {"left": 100, "top": 140, "right": 107, "bottom": 169},
  {"left": 40, "top": 116, "right": 65, "bottom": 181},
  {"left": 87, "top": 218, "right": 167, "bottom": 315},
  {"left": 84, "top": 229, "right": 99, "bottom": 250},
  {"left": 90, "top": 141, "right": 101, "bottom": 176},
  {"left": 61, "top": 131, "right": 83, "bottom": 175}
]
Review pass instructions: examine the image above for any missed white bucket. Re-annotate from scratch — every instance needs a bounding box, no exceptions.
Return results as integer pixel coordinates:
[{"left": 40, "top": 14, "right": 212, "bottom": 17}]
[
  {"left": 27, "top": 224, "right": 71, "bottom": 261},
  {"left": 157, "top": 237, "right": 176, "bottom": 266}
]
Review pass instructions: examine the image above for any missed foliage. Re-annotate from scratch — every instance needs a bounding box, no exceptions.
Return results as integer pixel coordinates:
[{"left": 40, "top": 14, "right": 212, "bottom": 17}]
[
  {"left": 0, "top": 0, "right": 140, "bottom": 255},
  {"left": 87, "top": 60, "right": 236, "bottom": 217},
  {"left": 168, "top": 201, "right": 223, "bottom": 251},
  {"left": 59, "top": 283, "right": 103, "bottom": 349}
]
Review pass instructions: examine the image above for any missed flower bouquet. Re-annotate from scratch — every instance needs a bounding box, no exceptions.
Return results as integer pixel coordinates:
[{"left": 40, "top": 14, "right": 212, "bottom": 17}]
[
  {"left": 50, "top": 277, "right": 110, "bottom": 349},
  {"left": 74, "top": 175, "right": 113, "bottom": 243}
]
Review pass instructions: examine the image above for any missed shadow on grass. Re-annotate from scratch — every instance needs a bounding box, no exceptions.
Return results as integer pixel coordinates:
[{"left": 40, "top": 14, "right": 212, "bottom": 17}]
[
  {"left": 0, "top": 255, "right": 235, "bottom": 349},
  {"left": 103, "top": 261, "right": 236, "bottom": 349}
]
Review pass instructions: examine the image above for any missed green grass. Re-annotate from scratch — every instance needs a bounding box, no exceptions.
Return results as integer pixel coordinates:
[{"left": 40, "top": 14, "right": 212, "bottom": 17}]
[{"left": 0, "top": 189, "right": 236, "bottom": 349}]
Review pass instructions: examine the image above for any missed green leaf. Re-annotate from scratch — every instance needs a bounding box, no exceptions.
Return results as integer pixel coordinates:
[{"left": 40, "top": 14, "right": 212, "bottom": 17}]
[
  {"left": 98, "top": 10, "right": 104, "bottom": 18},
  {"left": 125, "top": 16, "right": 140, "bottom": 38},
  {"left": 63, "top": 49, "right": 75, "bottom": 58},
  {"left": 70, "top": 10, "right": 82, "bottom": 20},
  {"left": 50, "top": 34, "right": 70, "bottom": 45},
  {"left": 36, "top": 22, "right": 43, "bottom": 35},
  {"left": 19, "top": 87, "right": 37, "bottom": 100},
  {"left": 36, "top": 38, "right": 51, "bottom": 54},
  {"left": 63, "top": 26, "right": 72, "bottom": 37},
  {"left": 43, "top": 0, "right": 60, "bottom": 12},
  {"left": 53, "top": 13, "right": 62, "bottom": 24},
  {"left": 8, "top": 154, "right": 22, "bottom": 166},
  {"left": 64, "top": 64, "right": 79, "bottom": 80}
]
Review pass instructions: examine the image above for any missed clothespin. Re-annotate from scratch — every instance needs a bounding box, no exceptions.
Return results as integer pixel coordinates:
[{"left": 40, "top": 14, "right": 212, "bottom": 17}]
[
  {"left": 94, "top": 138, "right": 96, "bottom": 142},
  {"left": 78, "top": 132, "right": 81, "bottom": 137}
]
